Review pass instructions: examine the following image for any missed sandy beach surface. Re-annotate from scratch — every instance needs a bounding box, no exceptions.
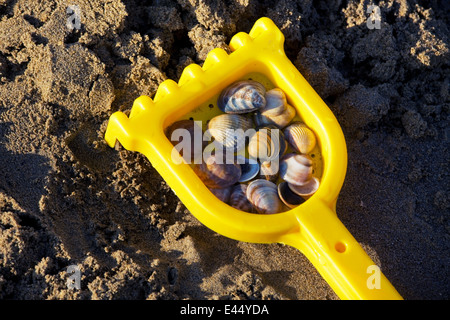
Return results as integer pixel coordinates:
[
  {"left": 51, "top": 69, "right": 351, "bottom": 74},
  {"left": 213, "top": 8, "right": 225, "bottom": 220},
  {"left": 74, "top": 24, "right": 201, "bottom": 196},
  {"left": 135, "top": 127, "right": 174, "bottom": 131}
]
[{"left": 0, "top": 0, "right": 448, "bottom": 300}]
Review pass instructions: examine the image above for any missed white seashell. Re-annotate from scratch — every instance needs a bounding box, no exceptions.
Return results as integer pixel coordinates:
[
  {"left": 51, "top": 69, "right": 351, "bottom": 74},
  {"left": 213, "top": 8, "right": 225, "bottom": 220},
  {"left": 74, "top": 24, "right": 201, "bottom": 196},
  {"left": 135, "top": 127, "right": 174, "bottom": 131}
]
[
  {"left": 288, "top": 176, "right": 320, "bottom": 197},
  {"left": 246, "top": 179, "right": 282, "bottom": 214},
  {"left": 279, "top": 153, "right": 313, "bottom": 186}
]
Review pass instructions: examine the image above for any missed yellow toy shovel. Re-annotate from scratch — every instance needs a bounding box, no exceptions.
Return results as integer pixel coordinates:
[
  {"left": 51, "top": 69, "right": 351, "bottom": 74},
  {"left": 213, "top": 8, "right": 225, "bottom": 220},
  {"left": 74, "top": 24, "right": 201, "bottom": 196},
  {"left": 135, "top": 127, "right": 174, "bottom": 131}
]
[{"left": 105, "top": 17, "right": 402, "bottom": 300}]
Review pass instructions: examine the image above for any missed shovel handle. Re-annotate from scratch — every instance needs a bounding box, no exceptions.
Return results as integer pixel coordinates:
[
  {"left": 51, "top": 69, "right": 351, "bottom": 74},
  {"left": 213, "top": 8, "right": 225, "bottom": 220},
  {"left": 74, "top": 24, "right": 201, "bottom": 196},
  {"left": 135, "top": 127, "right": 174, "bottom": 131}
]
[{"left": 281, "top": 200, "right": 402, "bottom": 300}]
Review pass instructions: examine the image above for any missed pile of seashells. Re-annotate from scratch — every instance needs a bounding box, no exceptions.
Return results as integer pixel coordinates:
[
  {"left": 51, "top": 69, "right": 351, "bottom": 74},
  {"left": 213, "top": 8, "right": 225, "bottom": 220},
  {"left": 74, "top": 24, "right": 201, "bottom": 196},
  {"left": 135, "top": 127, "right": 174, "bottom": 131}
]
[{"left": 165, "top": 80, "right": 320, "bottom": 214}]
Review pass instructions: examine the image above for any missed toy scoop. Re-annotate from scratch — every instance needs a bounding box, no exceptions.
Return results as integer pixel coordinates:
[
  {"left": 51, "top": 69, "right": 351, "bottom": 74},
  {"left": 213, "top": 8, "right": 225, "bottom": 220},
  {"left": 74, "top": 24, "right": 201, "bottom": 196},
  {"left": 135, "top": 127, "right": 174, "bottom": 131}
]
[{"left": 105, "top": 17, "right": 402, "bottom": 300}]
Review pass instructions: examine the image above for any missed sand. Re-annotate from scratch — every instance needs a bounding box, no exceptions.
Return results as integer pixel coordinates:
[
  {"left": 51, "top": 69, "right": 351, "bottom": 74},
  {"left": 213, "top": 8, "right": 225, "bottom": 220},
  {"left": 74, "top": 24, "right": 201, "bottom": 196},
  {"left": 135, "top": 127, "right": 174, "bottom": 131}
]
[{"left": 0, "top": 0, "right": 448, "bottom": 300}]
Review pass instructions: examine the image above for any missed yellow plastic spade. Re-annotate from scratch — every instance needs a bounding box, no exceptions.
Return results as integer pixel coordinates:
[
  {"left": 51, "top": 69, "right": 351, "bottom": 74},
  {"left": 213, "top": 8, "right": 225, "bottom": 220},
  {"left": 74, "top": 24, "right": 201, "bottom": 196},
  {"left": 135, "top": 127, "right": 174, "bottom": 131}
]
[{"left": 105, "top": 17, "right": 402, "bottom": 300}]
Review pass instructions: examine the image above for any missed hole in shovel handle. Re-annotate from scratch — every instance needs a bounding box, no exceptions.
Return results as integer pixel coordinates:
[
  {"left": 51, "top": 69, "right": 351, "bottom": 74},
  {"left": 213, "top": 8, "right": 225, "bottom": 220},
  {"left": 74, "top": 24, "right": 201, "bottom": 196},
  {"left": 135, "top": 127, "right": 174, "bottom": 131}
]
[{"left": 335, "top": 242, "right": 347, "bottom": 253}]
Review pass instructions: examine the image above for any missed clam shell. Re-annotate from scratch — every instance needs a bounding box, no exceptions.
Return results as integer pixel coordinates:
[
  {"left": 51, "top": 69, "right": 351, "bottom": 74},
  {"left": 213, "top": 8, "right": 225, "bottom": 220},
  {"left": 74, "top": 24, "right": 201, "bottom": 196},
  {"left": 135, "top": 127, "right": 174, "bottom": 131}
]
[
  {"left": 284, "top": 122, "right": 317, "bottom": 154},
  {"left": 236, "top": 156, "right": 260, "bottom": 183},
  {"left": 209, "top": 186, "right": 232, "bottom": 203},
  {"left": 288, "top": 177, "right": 320, "bottom": 197},
  {"left": 258, "top": 160, "right": 279, "bottom": 183},
  {"left": 279, "top": 153, "right": 313, "bottom": 186},
  {"left": 260, "top": 88, "right": 287, "bottom": 117},
  {"left": 253, "top": 88, "right": 296, "bottom": 128},
  {"left": 217, "top": 80, "right": 266, "bottom": 114},
  {"left": 247, "top": 126, "right": 287, "bottom": 162},
  {"left": 278, "top": 181, "right": 306, "bottom": 208},
  {"left": 206, "top": 114, "right": 253, "bottom": 152},
  {"left": 246, "top": 179, "right": 282, "bottom": 214},
  {"left": 253, "top": 112, "right": 274, "bottom": 128},
  {"left": 165, "top": 119, "right": 205, "bottom": 163},
  {"left": 254, "top": 105, "right": 296, "bottom": 129},
  {"left": 229, "top": 184, "right": 253, "bottom": 212},
  {"left": 194, "top": 154, "right": 241, "bottom": 189}
]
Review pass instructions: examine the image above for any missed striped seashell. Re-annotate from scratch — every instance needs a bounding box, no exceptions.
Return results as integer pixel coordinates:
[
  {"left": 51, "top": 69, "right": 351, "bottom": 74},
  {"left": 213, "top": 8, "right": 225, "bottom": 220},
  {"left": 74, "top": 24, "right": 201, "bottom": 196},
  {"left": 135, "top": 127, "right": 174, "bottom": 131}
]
[
  {"left": 217, "top": 80, "right": 266, "bottom": 114},
  {"left": 279, "top": 153, "right": 313, "bottom": 186},
  {"left": 288, "top": 177, "right": 320, "bottom": 197},
  {"left": 194, "top": 154, "right": 241, "bottom": 189},
  {"left": 278, "top": 181, "right": 306, "bottom": 209},
  {"left": 246, "top": 179, "right": 282, "bottom": 214},
  {"left": 229, "top": 184, "right": 253, "bottom": 212},
  {"left": 247, "top": 125, "right": 287, "bottom": 162},
  {"left": 206, "top": 114, "right": 254, "bottom": 152},
  {"left": 284, "top": 122, "right": 317, "bottom": 154}
]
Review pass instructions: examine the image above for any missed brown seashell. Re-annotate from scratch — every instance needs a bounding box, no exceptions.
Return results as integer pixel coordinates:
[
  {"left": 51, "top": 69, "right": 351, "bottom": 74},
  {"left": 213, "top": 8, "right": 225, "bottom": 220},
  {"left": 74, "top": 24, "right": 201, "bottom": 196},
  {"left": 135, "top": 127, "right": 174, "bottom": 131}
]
[
  {"left": 278, "top": 181, "right": 306, "bottom": 208},
  {"left": 229, "top": 184, "right": 253, "bottom": 212},
  {"left": 194, "top": 154, "right": 241, "bottom": 189},
  {"left": 258, "top": 160, "right": 279, "bottom": 183},
  {"left": 206, "top": 114, "right": 254, "bottom": 152},
  {"left": 253, "top": 88, "right": 296, "bottom": 128},
  {"left": 247, "top": 126, "right": 287, "bottom": 162},
  {"left": 260, "top": 88, "right": 287, "bottom": 117},
  {"left": 284, "top": 122, "right": 317, "bottom": 154},
  {"left": 209, "top": 186, "right": 232, "bottom": 203}
]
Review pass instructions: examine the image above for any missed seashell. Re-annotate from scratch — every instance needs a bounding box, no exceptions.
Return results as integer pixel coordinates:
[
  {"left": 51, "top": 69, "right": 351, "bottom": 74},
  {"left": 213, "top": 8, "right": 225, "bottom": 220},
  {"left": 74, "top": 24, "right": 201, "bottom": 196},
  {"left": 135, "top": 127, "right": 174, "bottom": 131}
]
[
  {"left": 256, "top": 105, "right": 296, "bottom": 129},
  {"left": 229, "top": 184, "right": 253, "bottom": 212},
  {"left": 206, "top": 114, "right": 253, "bottom": 152},
  {"left": 236, "top": 156, "right": 260, "bottom": 183},
  {"left": 253, "top": 112, "right": 274, "bottom": 128},
  {"left": 194, "top": 154, "right": 241, "bottom": 189},
  {"left": 253, "top": 88, "right": 296, "bottom": 128},
  {"left": 261, "top": 88, "right": 287, "bottom": 117},
  {"left": 247, "top": 126, "right": 287, "bottom": 162},
  {"left": 246, "top": 179, "right": 282, "bottom": 214},
  {"left": 165, "top": 119, "right": 206, "bottom": 163},
  {"left": 209, "top": 186, "right": 232, "bottom": 203},
  {"left": 258, "top": 160, "right": 279, "bottom": 183},
  {"left": 284, "top": 122, "right": 317, "bottom": 154},
  {"left": 288, "top": 176, "right": 320, "bottom": 197},
  {"left": 278, "top": 181, "right": 306, "bottom": 209},
  {"left": 217, "top": 80, "right": 266, "bottom": 114},
  {"left": 279, "top": 153, "right": 313, "bottom": 186}
]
